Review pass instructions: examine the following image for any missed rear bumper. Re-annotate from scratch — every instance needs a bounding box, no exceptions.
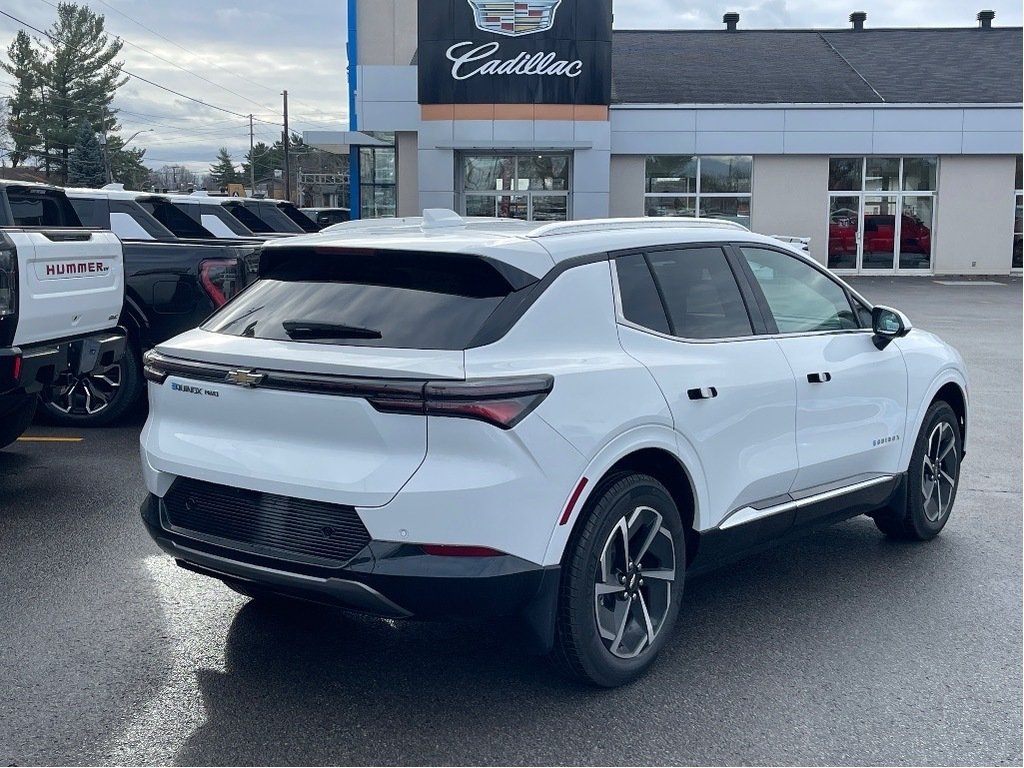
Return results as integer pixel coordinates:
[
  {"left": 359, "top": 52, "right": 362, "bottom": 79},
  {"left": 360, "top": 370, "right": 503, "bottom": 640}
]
[
  {"left": 140, "top": 493, "right": 558, "bottom": 622},
  {"left": 0, "top": 329, "right": 126, "bottom": 395}
]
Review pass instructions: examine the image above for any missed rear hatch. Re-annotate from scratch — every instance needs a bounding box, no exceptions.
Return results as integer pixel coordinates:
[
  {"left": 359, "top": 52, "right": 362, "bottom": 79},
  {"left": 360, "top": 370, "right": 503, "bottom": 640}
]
[{"left": 144, "top": 245, "right": 537, "bottom": 507}]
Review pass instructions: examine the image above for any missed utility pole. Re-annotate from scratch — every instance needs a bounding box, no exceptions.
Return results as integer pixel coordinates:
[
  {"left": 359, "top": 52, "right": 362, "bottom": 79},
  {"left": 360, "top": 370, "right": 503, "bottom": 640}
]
[
  {"left": 282, "top": 90, "right": 291, "bottom": 201},
  {"left": 249, "top": 114, "right": 255, "bottom": 196}
]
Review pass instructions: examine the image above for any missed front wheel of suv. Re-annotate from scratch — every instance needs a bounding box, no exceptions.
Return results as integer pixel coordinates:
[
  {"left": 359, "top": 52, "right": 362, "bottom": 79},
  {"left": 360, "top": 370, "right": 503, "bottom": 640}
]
[
  {"left": 553, "top": 473, "right": 685, "bottom": 687},
  {"left": 872, "top": 400, "right": 962, "bottom": 541}
]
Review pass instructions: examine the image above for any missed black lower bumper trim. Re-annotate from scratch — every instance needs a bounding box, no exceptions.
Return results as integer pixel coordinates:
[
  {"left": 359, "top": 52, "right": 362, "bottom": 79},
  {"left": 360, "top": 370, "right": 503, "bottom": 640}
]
[{"left": 141, "top": 494, "right": 557, "bottom": 623}]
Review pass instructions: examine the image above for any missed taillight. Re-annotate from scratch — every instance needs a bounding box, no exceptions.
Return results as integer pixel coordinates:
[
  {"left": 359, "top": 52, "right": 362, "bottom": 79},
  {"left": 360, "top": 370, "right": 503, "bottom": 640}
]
[
  {"left": 369, "top": 375, "right": 554, "bottom": 429},
  {"left": 200, "top": 259, "right": 242, "bottom": 307},
  {"left": 0, "top": 242, "right": 16, "bottom": 318}
]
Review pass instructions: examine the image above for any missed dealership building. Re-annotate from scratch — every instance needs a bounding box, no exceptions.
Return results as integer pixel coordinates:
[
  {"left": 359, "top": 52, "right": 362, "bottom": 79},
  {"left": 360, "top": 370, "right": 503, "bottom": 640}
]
[{"left": 306, "top": 1, "right": 1023, "bottom": 275}]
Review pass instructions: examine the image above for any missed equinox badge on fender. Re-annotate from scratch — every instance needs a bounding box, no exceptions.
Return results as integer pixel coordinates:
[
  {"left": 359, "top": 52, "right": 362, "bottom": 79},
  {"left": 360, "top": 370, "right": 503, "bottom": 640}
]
[{"left": 225, "top": 369, "right": 265, "bottom": 388}]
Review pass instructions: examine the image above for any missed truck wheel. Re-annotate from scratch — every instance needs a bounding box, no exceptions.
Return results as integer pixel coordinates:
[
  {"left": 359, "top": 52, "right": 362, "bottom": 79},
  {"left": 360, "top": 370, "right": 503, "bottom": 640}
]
[
  {"left": 38, "top": 342, "right": 143, "bottom": 427},
  {"left": 552, "top": 473, "right": 685, "bottom": 687},
  {"left": 872, "top": 401, "right": 962, "bottom": 541},
  {"left": 0, "top": 395, "right": 37, "bottom": 449}
]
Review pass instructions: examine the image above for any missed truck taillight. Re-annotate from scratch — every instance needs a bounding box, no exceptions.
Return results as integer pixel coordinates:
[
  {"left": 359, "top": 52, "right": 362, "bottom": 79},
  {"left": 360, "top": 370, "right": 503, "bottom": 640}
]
[
  {"left": 0, "top": 245, "right": 16, "bottom": 317},
  {"left": 200, "top": 259, "right": 242, "bottom": 308}
]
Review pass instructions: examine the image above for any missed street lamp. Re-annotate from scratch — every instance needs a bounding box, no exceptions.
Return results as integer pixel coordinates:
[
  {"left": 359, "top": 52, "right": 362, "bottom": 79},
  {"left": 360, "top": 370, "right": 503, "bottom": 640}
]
[{"left": 102, "top": 128, "right": 154, "bottom": 184}]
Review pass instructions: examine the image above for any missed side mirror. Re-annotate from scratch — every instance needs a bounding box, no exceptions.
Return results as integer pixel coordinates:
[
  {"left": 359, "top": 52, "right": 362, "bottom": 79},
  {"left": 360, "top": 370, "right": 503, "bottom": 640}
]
[{"left": 871, "top": 305, "right": 912, "bottom": 349}]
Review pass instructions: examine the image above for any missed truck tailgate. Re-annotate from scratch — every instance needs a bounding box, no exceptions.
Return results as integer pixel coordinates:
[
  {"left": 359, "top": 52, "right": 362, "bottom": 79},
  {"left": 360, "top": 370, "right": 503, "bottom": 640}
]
[{"left": 11, "top": 229, "right": 124, "bottom": 346}]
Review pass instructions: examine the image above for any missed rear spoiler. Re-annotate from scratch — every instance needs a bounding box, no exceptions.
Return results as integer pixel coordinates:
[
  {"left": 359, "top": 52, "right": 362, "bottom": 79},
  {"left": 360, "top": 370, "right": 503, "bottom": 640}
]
[{"left": 769, "top": 235, "right": 811, "bottom": 254}]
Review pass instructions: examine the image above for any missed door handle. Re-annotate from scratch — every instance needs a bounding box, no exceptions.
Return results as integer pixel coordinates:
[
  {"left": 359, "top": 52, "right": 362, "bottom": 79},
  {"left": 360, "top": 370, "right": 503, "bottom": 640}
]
[
  {"left": 807, "top": 372, "right": 832, "bottom": 383},
  {"left": 687, "top": 386, "right": 718, "bottom": 400}
]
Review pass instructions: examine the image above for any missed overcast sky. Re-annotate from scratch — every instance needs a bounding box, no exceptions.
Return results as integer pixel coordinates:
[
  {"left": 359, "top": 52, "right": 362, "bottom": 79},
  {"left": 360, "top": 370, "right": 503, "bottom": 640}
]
[{"left": 0, "top": 0, "right": 1019, "bottom": 173}]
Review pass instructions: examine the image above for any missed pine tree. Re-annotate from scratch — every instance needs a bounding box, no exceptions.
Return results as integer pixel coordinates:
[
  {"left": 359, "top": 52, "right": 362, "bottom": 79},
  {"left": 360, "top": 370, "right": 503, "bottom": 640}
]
[
  {"left": 106, "top": 134, "right": 148, "bottom": 190},
  {"left": 1, "top": 31, "right": 41, "bottom": 167},
  {"left": 209, "top": 147, "right": 238, "bottom": 187},
  {"left": 37, "top": 3, "right": 126, "bottom": 183},
  {"left": 67, "top": 121, "right": 106, "bottom": 187}
]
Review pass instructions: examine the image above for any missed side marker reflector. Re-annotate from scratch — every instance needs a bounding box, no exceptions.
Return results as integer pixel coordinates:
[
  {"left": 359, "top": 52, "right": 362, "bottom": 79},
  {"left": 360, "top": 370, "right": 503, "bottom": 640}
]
[{"left": 559, "top": 477, "right": 589, "bottom": 526}]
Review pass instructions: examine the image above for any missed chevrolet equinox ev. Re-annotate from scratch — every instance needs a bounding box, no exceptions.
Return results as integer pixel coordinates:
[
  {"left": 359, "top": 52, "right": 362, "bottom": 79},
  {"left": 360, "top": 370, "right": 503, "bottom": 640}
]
[{"left": 140, "top": 212, "right": 968, "bottom": 687}]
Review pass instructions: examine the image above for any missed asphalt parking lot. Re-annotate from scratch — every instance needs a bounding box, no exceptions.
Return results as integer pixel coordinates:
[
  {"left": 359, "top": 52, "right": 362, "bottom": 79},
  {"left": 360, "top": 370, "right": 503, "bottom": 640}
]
[{"left": 1, "top": 276, "right": 1020, "bottom": 766}]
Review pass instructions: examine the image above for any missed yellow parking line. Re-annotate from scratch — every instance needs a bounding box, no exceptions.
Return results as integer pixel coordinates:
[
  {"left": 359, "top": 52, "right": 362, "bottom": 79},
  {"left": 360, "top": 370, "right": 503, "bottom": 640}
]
[{"left": 16, "top": 436, "right": 84, "bottom": 442}]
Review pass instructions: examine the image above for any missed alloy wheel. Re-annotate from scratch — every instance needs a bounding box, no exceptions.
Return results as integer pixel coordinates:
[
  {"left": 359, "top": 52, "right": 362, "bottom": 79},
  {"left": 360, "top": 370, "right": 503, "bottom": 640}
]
[
  {"left": 47, "top": 363, "right": 123, "bottom": 416},
  {"left": 593, "top": 505, "right": 676, "bottom": 659},
  {"left": 921, "top": 421, "right": 957, "bottom": 523}
]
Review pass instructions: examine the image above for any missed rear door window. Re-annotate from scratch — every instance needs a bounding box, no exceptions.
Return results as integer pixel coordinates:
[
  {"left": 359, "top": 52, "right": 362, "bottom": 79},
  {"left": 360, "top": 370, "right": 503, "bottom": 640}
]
[
  {"left": 277, "top": 202, "right": 320, "bottom": 232},
  {"left": 645, "top": 247, "right": 753, "bottom": 339},
  {"left": 224, "top": 202, "right": 273, "bottom": 233},
  {"left": 204, "top": 248, "right": 535, "bottom": 350},
  {"left": 138, "top": 198, "right": 214, "bottom": 238},
  {"left": 615, "top": 253, "right": 671, "bottom": 334},
  {"left": 8, "top": 187, "right": 81, "bottom": 227}
]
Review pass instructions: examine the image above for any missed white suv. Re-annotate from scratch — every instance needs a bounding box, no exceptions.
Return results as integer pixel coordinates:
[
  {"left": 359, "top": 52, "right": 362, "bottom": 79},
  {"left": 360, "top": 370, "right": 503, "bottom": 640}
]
[{"left": 139, "top": 212, "right": 968, "bottom": 687}]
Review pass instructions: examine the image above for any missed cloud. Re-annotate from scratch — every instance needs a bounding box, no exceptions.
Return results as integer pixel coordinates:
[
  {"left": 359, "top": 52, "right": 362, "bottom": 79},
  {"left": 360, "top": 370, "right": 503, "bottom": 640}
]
[{"left": 0, "top": 0, "right": 1018, "bottom": 169}]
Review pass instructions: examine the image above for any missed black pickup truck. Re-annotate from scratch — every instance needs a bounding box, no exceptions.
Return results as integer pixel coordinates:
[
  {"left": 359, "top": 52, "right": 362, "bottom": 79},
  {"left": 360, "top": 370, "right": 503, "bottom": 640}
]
[{"left": 12, "top": 185, "right": 254, "bottom": 426}]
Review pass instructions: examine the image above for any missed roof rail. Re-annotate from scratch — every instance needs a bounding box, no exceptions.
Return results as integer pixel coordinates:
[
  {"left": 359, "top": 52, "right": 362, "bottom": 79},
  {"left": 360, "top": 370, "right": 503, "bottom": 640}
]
[{"left": 526, "top": 217, "right": 750, "bottom": 238}]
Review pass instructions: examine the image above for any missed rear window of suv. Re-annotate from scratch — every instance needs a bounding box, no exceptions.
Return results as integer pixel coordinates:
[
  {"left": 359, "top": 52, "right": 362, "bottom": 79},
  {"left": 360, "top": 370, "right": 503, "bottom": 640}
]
[{"left": 203, "top": 248, "right": 534, "bottom": 350}]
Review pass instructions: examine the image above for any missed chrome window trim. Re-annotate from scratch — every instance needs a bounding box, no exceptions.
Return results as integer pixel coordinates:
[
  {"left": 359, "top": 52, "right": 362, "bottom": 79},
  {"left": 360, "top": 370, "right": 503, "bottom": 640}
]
[{"left": 609, "top": 255, "right": 875, "bottom": 344}]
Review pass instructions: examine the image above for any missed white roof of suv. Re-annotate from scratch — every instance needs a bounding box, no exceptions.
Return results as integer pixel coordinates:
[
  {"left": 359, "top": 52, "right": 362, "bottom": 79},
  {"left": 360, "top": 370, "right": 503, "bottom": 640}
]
[{"left": 267, "top": 209, "right": 803, "bottom": 277}]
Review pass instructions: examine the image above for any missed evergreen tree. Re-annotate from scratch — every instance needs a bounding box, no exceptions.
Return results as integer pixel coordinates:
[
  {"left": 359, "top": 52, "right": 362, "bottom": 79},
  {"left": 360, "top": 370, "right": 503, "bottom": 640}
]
[
  {"left": 242, "top": 141, "right": 273, "bottom": 183},
  {"left": 1, "top": 31, "right": 41, "bottom": 167},
  {"left": 106, "top": 134, "right": 148, "bottom": 190},
  {"left": 37, "top": 3, "right": 126, "bottom": 182},
  {"left": 67, "top": 121, "right": 106, "bottom": 187},
  {"left": 209, "top": 147, "right": 238, "bottom": 187}
]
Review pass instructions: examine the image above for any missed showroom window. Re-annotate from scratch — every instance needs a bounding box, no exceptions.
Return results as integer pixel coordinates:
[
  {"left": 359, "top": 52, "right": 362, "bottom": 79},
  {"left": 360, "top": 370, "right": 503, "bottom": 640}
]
[
  {"left": 359, "top": 146, "right": 396, "bottom": 218},
  {"left": 1013, "top": 156, "right": 1022, "bottom": 270},
  {"left": 460, "top": 153, "right": 570, "bottom": 221},
  {"left": 827, "top": 156, "right": 937, "bottom": 272},
  {"left": 644, "top": 156, "right": 752, "bottom": 227}
]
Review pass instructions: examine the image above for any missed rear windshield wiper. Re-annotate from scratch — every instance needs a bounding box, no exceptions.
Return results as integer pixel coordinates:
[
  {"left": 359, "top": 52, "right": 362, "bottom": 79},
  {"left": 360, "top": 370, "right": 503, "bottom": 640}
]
[{"left": 281, "top": 321, "right": 383, "bottom": 340}]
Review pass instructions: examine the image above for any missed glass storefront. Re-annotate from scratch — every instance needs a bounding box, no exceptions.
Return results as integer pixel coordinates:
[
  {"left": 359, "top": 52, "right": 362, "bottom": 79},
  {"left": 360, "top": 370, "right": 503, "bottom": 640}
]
[
  {"left": 827, "top": 157, "right": 937, "bottom": 272},
  {"left": 359, "top": 145, "right": 396, "bottom": 218},
  {"left": 645, "top": 155, "right": 751, "bottom": 226},
  {"left": 460, "top": 153, "right": 570, "bottom": 221}
]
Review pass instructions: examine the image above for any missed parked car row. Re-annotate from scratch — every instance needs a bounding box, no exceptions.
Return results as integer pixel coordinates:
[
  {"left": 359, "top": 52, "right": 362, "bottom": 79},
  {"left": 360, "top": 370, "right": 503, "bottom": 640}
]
[{"left": 0, "top": 181, "right": 328, "bottom": 434}]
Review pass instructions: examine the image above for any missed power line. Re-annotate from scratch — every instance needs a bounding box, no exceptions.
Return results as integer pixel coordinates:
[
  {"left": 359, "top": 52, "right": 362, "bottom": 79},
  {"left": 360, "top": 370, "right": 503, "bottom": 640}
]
[
  {"left": 84, "top": 0, "right": 345, "bottom": 130},
  {"left": 0, "top": 8, "right": 283, "bottom": 126},
  {"left": 36, "top": 0, "right": 280, "bottom": 117}
]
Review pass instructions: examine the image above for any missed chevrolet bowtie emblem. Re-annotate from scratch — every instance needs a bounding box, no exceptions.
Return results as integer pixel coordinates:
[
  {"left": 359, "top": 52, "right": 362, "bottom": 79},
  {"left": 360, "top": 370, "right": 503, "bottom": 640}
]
[{"left": 225, "top": 369, "right": 265, "bottom": 387}]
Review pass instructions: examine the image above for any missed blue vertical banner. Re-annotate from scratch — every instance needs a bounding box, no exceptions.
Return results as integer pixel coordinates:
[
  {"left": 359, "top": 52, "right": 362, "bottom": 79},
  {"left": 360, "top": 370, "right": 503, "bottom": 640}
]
[{"left": 347, "top": 0, "right": 361, "bottom": 219}]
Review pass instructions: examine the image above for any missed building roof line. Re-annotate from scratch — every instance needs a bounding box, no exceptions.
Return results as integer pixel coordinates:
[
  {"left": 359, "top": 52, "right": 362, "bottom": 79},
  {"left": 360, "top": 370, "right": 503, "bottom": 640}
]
[{"left": 816, "top": 32, "right": 886, "bottom": 104}]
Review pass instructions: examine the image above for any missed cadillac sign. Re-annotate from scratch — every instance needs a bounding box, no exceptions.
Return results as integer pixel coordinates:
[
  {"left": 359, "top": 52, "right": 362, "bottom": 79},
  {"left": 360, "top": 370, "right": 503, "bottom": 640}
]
[{"left": 417, "top": 0, "right": 612, "bottom": 105}]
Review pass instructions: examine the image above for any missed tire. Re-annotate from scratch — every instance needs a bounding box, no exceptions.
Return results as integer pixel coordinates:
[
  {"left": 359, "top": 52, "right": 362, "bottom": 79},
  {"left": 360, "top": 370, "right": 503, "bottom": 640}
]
[
  {"left": 872, "top": 401, "right": 962, "bottom": 541},
  {"left": 0, "top": 395, "right": 37, "bottom": 449},
  {"left": 38, "top": 341, "right": 143, "bottom": 427},
  {"left": 552, "top": 472, "right": 686, "bottom": 687}
]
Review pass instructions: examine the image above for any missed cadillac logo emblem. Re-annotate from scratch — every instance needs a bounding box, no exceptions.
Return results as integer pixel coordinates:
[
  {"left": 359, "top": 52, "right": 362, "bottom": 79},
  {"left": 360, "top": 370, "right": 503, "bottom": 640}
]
[
  {"left": 467, "top": 0, "right": 562, "bottom": 37},
  {"left": 225, "top": 369, "right": 265, "bottom": 387}
]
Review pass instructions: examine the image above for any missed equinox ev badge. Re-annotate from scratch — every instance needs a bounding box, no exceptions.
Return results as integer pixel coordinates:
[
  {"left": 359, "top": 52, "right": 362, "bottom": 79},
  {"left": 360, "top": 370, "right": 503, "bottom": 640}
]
[{"left": 225, "top": 369, "right": 265, "bottom": 388}]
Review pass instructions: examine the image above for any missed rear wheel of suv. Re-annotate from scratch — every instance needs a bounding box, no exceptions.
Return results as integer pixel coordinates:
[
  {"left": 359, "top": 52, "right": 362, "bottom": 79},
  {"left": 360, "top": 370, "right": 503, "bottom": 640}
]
[
  {"left": 872, "top": 401, "right": 962, "bottom": 541},
  {"left": 553, "top": 473, "right": 685, "bottom": 687},
  {"left": 38, "top": 341, "right": 143, "bottom": 427}
]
